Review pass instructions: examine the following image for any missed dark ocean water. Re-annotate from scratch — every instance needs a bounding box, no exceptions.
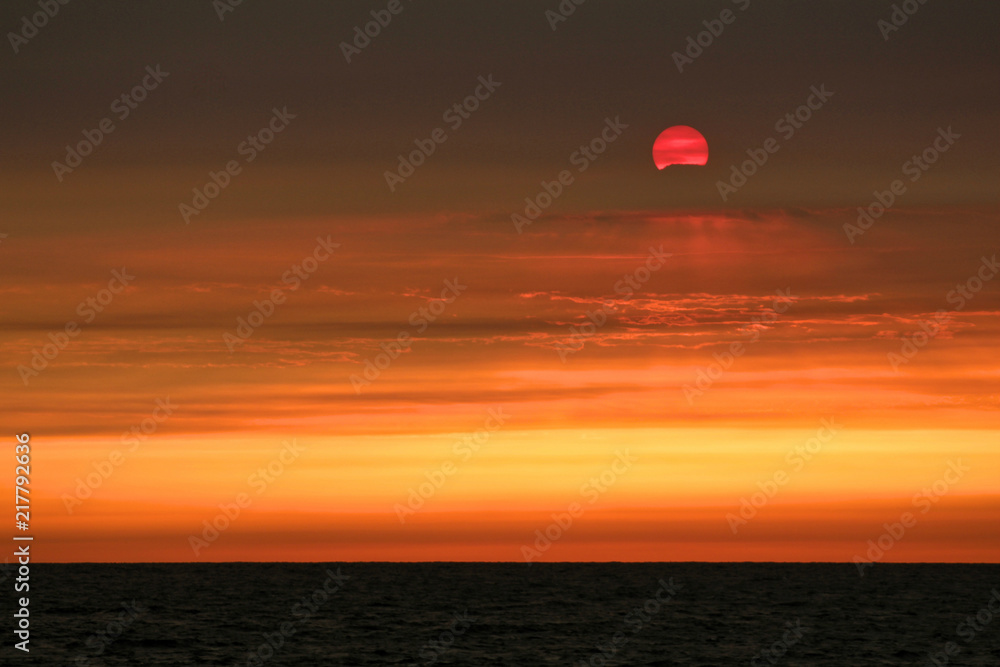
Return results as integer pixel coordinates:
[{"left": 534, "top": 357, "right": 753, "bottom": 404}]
[{"left": 4, "top": 563, "right": 999, "bottom": 666}]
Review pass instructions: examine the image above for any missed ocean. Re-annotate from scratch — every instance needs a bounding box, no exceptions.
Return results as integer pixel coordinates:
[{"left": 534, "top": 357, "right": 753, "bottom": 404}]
[{"left": 7, "top": 563, "right": 999, "bottom": 666}]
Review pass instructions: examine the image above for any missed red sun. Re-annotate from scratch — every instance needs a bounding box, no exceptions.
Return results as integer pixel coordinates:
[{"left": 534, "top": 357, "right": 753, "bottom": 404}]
[{"left": 652, "top": 125, "right": 709, "bottom": 169}]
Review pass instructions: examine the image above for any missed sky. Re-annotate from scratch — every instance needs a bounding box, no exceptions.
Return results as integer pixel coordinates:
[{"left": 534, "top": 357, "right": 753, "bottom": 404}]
[{"left": 1, "top": 0, "right": 998, "bottom": 563}]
